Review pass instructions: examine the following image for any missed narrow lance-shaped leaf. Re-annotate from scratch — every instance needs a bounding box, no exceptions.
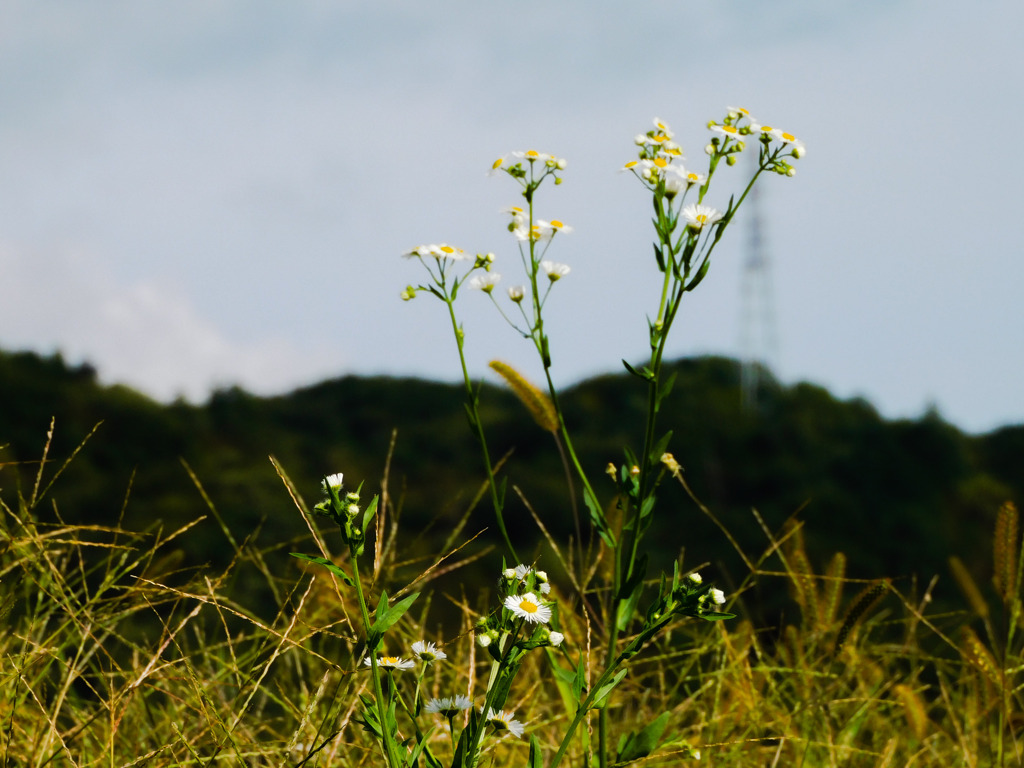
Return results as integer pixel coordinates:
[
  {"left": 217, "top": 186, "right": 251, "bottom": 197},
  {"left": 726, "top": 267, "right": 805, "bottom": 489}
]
[{"left": 290, "top": 553, "right": 354, "bottom": 587}]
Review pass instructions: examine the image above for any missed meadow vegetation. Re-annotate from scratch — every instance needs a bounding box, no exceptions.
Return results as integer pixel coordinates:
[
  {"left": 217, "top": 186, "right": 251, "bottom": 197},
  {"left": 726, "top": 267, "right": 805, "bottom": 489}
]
[{"left": 1, "top": 110, "right": 1023, "bottom": 766}]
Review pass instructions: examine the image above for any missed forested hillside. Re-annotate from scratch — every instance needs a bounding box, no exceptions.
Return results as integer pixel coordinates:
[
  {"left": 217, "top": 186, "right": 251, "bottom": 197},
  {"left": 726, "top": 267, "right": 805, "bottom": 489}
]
[{"left": 1, "top": 348, "right": 1020, "bottom": 615}]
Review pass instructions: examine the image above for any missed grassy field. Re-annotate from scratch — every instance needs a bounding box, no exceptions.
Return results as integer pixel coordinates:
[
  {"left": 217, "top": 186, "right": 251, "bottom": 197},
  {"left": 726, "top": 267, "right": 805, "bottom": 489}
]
[{"left": 2, "top": 429, "right": 1021, "bottom": 767}]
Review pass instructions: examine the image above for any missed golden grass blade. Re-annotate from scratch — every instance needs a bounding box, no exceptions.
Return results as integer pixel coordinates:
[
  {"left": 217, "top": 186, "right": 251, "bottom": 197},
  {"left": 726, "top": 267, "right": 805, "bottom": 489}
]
[
  {"left": 993, "top": 500, "right": 1019, "bottom": 604},
  {"left": 488, "top": 360, "right": 558, "bottom": 433},
  {"left": 949, "top": 555, "right": 989, "bottom": 618}
]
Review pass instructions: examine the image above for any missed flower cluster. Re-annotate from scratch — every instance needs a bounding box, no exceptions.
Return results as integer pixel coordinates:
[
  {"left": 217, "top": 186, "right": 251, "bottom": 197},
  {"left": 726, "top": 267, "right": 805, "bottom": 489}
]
[
  {"left": 707, "top": 106, "right": 806, "bottom": 175},
  {"left": 475, "top": 564, "right": 564, "bottom": 655},
  {"left": 491, "top": 149, "right": 568, "bottom": 182},
  {"left": 645, "top": 568, "right": 730, "bottom": 626},
  {"left": 313, "top": 472, "right": 375, "bottom": 556},
  {"left": 622, "top": 117, "right": 705, "bottom": 198}
]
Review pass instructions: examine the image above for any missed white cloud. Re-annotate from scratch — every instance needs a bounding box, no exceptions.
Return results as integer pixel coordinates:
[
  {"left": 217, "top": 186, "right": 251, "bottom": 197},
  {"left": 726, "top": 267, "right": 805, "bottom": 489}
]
[{"left": 0, "top": 243, "right": 342, "bottom": 401}]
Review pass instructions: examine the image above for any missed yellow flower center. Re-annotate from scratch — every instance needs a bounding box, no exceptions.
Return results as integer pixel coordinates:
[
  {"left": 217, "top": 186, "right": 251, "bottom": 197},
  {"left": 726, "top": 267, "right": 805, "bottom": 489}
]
[
  {"left": 722, "top": 125, "right": 738, "bottom": 135},
  {"left": 525, "top": 150, "right": 540, "bottom": 158},
  {"left": 696, "top": 215, "right": 708, "bottom": 225},
  {"left": 760, "top": 126, "right": 773, "bottom": 133},
  {"left": 653, "top": 157, "right": 669, "bottom": 168},
  {"left": 382, "top": 656, "right": 399, "bottom": 665},
  {"left": 550, "top": 220, "right": 564, "bottom": 229},
  {"left": 492, "top": 158, "right": 503, "bottom": 169},
  {"left": 440, "top": 245, "right": 456, "bottom": 254},
  {"left": 781, "top": 132, "right": 796, "bottom": 142},
  {"left": 623, "top": 160, "right": 638, "bottom": 169},
  {"left": 520, "top": 599, "right": 539, "bottom": 614}
]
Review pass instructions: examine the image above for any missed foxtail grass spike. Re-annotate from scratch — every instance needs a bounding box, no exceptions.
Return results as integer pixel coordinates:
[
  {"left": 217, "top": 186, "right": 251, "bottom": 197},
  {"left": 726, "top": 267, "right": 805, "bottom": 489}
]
[
  {"left": 489, "top": 360, "right": 559, "bottom": 433},
  {"left": 960, "top": 626, "right": 1001, "bottom": 685},
  {"left": 949, "top": 556, "right": 989, "bottom": 618},
  {"left": 993, "top": 500, "right": 1019, "bottom": 604},
  {"left": 834, "top": 580, "right": 889, "bottom": 654},
  {"left": 893, "top": 684, "right": 929, "bottom": 742},
  {"left": 819, "top": 552, "right": 846, "bottom": 631}
]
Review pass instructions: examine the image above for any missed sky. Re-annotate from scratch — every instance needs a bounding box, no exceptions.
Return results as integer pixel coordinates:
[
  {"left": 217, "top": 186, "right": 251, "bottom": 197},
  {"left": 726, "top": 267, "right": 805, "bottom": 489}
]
[{"left": 1, "top": 0, "right": 1022, "bottom": 434}]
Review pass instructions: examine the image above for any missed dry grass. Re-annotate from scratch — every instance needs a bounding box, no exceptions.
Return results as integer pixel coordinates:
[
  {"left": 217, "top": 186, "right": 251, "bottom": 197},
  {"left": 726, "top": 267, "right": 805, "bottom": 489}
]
[{"left": 2, "top": 433, "right": 1023, "bottom": 767}]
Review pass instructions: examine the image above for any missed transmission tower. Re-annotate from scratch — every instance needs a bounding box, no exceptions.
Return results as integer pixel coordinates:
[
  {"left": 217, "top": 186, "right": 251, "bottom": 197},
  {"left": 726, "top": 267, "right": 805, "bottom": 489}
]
[{"left": 739, "top": 157, "right": 779, "bottom": 409}]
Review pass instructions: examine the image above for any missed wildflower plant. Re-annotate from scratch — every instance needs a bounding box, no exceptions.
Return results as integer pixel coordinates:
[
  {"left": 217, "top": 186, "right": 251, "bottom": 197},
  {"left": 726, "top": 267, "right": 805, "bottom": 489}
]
[{"left": 310, "top": 107, "right": 803, "bottom": 768}]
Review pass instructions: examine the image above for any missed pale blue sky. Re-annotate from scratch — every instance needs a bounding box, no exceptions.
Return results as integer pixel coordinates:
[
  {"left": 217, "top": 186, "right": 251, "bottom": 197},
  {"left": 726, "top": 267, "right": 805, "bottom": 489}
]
[{"left": 1, "top": 0, "right": 1022, "bottom": 433}]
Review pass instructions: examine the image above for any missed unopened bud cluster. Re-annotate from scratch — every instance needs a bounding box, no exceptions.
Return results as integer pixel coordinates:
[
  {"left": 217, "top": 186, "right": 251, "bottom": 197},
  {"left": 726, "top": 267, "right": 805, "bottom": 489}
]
[
  {"left": 314, "top": 472, "right": 376, "bottom": 556},
  {"left": 474, "top": 564, "right": 563, "bottom": 659}
]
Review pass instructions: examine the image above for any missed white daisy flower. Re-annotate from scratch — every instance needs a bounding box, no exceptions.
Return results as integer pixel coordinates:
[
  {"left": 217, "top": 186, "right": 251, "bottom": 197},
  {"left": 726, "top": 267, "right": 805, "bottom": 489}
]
[
  {"left": 425, "top": 695, "right": 472, "bottom": 717},
  {"left": 540, "top": 261, "right": 571, "bottom": 282},
  {"left": 402, "top": 244, "right": 470, "bottom": 262},
  {"left": 411, "top": 641, "right": 447, "bottom": 663},
  {"left": 363, "top": 655, "right": 416, "bottom": 670},
  {"left": 322, "top": 473, "right": 344, "bottom": 491},
  {"left": 503, "top": 205, "right": 526, "bottom": 226},
  {"left": 539, "top": 219, "right": 572, "bottom": 234},
  {"left": 513, "top": 149, "right": 555, "bottom": 163},
  {"left": 767, "top": 128, "right": 806, "bottom": 157},
  {"left": 726, "top": 106, "right": 756, "bottom": 122},
  {"left": 681, "top": 204, "right": 723, "bottom": 231},
  {"left": 652, "top": 117, "right": 674, "bottom": 138},
  {"left": 484, "top": 708, "right": 526, "bottom": 739},
  {"left": 513, "top": 564, "right": 532, "bottom": 580},
  {"left": 710, "top": 123, "right": 745, "bottom": 142},
  {"left": 504, "top": 592, "right": 552, "bottom": 624},
  {"left": 469, "top": 273, "right": 502, "bottom": 293}
]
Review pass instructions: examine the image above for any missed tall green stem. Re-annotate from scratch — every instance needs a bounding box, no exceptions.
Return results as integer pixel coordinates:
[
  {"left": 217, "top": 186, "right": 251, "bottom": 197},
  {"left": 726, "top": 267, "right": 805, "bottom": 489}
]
[
  {"left": 445, "top": 298, "right": 519, "bottom": 563},
  {"left": 351, "top": 555, "right": 403, "bottom": 768}
]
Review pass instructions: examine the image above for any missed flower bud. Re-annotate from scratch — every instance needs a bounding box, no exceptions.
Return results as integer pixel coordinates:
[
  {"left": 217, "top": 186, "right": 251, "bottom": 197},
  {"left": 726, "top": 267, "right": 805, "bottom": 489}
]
[
  {"left": 548, "top": 631, "right": 564, "bottom": 647},
  {"left": 726, "top": 155, "right": 737, "bottom": 166},
  {"left": 477, "top": 634, "right": 492, "bottom": 648},
  {"left": 786, "top": 167, "right": 797, "bottom": 177},
  {"left": 792, "top": 146, "right": 805, "bottom": 159},
  {"left": 687, "top": 572, "right": 702, "bottom": 585},
  {"left": 704, "top": 144, "right": 715, "bottom": 155}
]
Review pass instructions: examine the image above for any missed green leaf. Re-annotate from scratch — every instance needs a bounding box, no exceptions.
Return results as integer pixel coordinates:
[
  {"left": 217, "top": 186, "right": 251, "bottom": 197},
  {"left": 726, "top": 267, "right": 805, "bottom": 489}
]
[
  {"left": 527, "top": 734, "right": 543, "bottom": 768},
  {"left": 572, "top": 657, "right": 586, "bottom": 700},
  {"left": 616, "top": 554, "right": 647, "bottom": 632},
  {"left": 372, "top": 591, "right": 421, "bottom": 636},
  {"left": 655, "top": 371, "right": 677, "bottom": 409},
  {"left": 361, "top": 495, "right": 379, "bottom": 537},
  {"left": 290, "top": 553, "right": 354, "bottom": 587},
  {"left": 592, "top": 669, "right": 627, "bottom": 709},
  {"left": 684, "top": 258, "right": 711, "bottom": 292},
  {"left": 617, "top": 711, "right": 671, "bottom": 762},
  {"left": 649, "top": 430, "right": 674, "bottom": 466},
  {"left": 621, "top": 359, "right": 653, "bottom": 381},
  {"left": 700, "top": 611, "right": 735, "bottom": 621},
  {"left": 583, "top": 488, "right": 615, "bottom": 548}
]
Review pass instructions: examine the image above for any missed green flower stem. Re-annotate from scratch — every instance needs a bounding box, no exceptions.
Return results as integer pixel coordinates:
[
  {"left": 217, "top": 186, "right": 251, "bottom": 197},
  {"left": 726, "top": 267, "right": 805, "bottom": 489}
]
[
  {"left": 464, "top": 623, "right": 525, "bottom": 768},
  {"left": 444, "top": 294, "right": 519, "bottom": 564},
  {"left": 350, "top": 554, "right": 403, "bottom": 768}
]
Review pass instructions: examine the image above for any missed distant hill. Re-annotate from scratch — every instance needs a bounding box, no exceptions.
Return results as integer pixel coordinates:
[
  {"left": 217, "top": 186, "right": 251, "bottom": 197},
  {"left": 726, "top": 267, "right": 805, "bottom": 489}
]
[{"left": 1, "top": 348, "right": 1021, "bottom": 613}]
